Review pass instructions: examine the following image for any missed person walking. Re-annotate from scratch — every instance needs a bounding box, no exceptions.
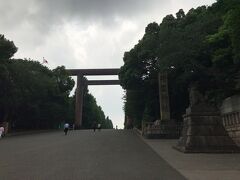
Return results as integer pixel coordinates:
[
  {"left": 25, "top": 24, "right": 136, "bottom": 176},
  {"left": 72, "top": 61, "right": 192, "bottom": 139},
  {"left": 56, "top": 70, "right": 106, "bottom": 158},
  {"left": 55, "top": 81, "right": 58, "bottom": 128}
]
[
  {"left": 0, "top": 125, "right": 5, "bottom": 138},
  {"left": 93, "top": 121, "right": 97, "bottom": 132},
  {"left": 97, "top": 123, "right": 101, "bottom": 131},
  {"left": 64, "top": 123, "right": 69, "bottom": 135}
]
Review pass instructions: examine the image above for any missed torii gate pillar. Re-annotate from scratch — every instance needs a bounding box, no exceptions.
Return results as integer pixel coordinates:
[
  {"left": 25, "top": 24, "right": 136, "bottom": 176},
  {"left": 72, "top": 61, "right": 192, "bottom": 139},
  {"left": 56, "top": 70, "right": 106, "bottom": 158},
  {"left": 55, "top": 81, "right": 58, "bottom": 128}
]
[{"left": 75, "top": 75, "right": 84, "bottom": 128}]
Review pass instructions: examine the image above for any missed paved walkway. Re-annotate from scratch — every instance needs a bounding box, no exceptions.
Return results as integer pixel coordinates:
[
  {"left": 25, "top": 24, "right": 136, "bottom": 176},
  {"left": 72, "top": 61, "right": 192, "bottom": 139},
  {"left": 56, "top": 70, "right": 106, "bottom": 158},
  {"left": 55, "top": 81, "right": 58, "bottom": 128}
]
[
  {"left": 0, "top": 130, "right": 185, "bottom": 180},
  {"left": 144, "top": 138, "right": 240, "bottom": 180}
]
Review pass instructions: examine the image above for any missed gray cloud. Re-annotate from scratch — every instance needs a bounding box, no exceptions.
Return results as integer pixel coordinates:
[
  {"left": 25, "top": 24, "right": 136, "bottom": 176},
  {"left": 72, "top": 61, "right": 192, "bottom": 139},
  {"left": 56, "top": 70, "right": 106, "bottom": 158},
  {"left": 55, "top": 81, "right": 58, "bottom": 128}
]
[
  {"left": 0, "top": 0, "right": 216, "bottom": 127},
  {"left": 0, "top": 0, "right": 169, "bottom": 53},
  {"left": 0, "top": 0, "right": 167, "bottom": 32}
]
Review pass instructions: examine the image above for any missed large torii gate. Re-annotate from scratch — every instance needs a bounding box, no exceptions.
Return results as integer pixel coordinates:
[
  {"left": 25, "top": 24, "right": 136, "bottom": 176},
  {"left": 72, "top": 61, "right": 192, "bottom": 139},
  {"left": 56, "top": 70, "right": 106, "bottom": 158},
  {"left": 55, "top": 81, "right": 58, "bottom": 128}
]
[
  {"left": 67, "top": 68, "right": 171, "bottom": 130},
  {"left": 67, "top": 68, "right": 120, "bottom": 128}
]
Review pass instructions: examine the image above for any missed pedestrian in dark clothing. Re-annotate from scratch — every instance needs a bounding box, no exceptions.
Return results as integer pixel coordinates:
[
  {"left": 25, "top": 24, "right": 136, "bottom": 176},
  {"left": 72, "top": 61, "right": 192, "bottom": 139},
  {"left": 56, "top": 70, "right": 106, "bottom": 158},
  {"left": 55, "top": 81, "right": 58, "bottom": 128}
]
[
  {"left": 64, "top": 123, "right": 69, "bottom": 135},
  {"left": 93, "top": 121, "right": 97, "bottom": 132}
]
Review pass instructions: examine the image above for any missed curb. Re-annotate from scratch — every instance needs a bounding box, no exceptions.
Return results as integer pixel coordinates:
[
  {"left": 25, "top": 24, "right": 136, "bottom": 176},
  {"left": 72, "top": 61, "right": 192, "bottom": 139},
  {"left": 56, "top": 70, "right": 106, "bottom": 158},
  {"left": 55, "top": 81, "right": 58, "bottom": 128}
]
[
  {"left": 5, "top": 129, "right": 61, "bottom": 138},
  {"left": 133, "top": 127, "right": 142, "bottom": 136}
]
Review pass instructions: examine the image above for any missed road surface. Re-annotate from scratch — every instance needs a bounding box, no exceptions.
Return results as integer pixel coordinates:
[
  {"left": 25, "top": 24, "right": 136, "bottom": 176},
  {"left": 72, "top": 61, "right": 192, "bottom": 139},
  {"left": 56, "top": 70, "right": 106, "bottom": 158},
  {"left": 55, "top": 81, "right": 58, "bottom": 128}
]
[{"left": 0, "top": 130, "right": 186, "bottom": 180}]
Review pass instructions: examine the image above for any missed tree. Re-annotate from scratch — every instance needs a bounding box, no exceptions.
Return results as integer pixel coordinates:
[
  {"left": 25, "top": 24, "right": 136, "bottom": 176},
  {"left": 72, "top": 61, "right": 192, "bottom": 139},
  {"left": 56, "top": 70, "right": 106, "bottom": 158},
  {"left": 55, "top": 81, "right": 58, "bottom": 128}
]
[
  {"left": 0, "top": 35, "right": 112, "bottom": 131},
  {"left": 119, "top": 0, "right": 240, "bottom": 128},
  {"left": 0, "top": 35, "right": 17, "bottom": 60},
  {"left": 82, "top": 91, "right": 113, "bottom": 129}
]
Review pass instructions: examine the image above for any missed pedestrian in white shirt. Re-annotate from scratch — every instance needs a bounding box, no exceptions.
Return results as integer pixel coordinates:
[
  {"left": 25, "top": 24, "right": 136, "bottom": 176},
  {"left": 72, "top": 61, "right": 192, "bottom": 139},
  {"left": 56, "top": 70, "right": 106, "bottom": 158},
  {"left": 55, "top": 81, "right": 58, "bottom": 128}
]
[
  {"left": 0, "top": 126, "right": 4, "bottom": 138},
  {"left": 64, "top": 123, "right": 69, "bottom": 135},
  {"left": 97, "top": 123, "right": 101, "bottom": 131}
]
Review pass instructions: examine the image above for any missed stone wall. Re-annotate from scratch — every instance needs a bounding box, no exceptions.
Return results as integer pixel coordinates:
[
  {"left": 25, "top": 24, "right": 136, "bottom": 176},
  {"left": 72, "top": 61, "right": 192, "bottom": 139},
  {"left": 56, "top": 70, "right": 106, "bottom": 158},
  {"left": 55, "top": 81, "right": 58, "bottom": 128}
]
[{"left": 221, "top": 95, "right": 240, "bottom": 146}]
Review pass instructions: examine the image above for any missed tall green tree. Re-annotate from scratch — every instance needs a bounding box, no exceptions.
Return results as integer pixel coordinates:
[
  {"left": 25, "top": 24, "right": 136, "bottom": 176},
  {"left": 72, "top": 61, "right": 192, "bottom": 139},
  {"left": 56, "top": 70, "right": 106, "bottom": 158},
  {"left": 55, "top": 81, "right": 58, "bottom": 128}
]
[
  {"left": 0, "top": 35, "right": 17, "bottom": 60},
  {"left": 82, "top": 91, "right": 113, "bottom": 129},
  {"left": 119, "top": 0, "right": 240, "bottom": 128},
  {"left": 0, "top": 35, "right": 112, "bottom": 131}
]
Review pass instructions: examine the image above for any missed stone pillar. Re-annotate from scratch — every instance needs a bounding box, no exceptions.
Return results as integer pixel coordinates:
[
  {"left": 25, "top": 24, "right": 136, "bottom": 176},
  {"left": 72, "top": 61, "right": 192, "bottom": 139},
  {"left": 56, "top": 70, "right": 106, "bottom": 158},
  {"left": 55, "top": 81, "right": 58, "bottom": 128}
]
[
  {"left": 174, "top": 103, "right": 240, "bottom": 153},
  {"left": 174, "top": 86, "right": 240, "bottom": 152},
  {"left": 221, "top": 95, "right": 240, "bottom": 147},
  {"left": 158, "top": 72, "right": 170, "bottom": 121},
  {"left": 75, "top": 75, "right": 84, "bottom": 128}
]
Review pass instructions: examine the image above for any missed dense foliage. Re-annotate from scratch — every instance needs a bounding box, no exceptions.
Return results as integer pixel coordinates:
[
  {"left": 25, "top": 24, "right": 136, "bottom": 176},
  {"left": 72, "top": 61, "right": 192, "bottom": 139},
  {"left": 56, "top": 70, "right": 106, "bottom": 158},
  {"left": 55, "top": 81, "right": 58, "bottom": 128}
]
[
  {"left": 0, "top": 35, "right": 113, "bottom": 130},
  {"left": 82, "top": 92, "right": 113, "bottom": 129},
  {"left": 119, "top": 0, "right": 240, "bottom": 128}
]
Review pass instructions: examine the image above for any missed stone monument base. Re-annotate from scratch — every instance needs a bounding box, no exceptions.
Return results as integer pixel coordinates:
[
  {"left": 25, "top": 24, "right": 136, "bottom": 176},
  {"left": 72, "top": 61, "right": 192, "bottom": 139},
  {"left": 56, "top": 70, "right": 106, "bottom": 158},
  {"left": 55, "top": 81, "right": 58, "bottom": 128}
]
[
  {"left": 143, "top": 120, "right": 182, "bottom": 139},
  {"left": 174, "top": 104, "right": 240, "bottom": 153}
]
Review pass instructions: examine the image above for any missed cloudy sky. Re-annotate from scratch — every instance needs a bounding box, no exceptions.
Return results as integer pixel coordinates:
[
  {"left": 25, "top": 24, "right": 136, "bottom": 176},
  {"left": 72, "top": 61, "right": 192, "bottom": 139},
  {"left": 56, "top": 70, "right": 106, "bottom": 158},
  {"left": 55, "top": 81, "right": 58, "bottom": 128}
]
[{"left": 0, "top": 0, "right": 216, "bottom": 128}]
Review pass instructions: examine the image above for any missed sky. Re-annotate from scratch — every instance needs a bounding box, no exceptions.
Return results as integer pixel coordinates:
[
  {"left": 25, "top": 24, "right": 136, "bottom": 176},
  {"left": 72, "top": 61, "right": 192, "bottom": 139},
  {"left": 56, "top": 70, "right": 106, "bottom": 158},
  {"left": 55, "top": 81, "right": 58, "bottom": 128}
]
[{"left": 0, "top": 0, "right": 216, "bottom": 129}]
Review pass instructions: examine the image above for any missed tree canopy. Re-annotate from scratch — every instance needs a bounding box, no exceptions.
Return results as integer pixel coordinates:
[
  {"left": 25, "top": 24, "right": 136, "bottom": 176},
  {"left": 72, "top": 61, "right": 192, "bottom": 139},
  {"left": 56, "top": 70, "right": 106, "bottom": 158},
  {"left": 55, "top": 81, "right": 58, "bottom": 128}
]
[
  {"left": 82, "top": 92, "right": 113, "bottom": 129},
  {"left": 0, "top": 35, "right": 113, "bottom": 130},
  {"left": 119, "top": 0, "right": 240, "bottom": 128}
]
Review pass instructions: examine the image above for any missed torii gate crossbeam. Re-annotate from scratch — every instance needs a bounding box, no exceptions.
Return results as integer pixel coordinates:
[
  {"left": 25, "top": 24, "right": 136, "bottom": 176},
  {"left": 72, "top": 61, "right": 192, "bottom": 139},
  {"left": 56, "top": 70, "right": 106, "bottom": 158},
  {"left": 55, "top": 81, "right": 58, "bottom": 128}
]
[{"left": 67, "top": 68, "right": 120, "bottom": 129}]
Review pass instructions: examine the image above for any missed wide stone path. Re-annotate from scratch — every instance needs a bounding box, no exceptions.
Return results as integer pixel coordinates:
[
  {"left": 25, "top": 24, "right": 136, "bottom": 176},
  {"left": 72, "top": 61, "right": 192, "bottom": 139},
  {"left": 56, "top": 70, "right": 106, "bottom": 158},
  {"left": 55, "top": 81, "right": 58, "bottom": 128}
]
[{"left": 0, "top": 130, "right": 186, "bottom": 180}]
